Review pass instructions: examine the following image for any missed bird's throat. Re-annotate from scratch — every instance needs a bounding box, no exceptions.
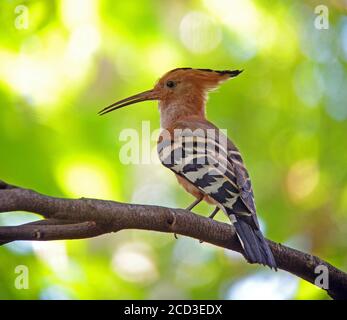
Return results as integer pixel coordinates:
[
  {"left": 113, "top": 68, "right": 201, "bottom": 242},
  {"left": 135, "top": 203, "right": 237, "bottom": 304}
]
[{"left": 159, "top": 100, "right": 206, "bottom": 129}]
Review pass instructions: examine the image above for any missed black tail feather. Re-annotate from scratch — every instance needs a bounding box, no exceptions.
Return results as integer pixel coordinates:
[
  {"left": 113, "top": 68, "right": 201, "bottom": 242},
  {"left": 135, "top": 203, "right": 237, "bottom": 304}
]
[{"left": 233, "top": 217, "right": 277, "bottom": 270}]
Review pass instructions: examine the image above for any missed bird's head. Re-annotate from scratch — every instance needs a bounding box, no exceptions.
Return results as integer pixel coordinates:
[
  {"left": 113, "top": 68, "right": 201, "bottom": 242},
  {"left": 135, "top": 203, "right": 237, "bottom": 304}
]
[{"left": 98, "top": 68, "right": 242, "bottom": 116}]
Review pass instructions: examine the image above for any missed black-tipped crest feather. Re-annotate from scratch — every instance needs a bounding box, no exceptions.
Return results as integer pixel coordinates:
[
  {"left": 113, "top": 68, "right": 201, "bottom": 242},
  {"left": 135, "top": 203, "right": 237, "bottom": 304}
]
[{"left": 167, "top": 67, "right": 243, "bottom": 77}]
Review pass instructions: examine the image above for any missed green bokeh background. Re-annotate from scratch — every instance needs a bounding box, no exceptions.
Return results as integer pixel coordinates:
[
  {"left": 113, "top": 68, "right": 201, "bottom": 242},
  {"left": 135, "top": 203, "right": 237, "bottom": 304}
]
[{"left": 0, "top": 0, "right": 347, "bottom": 300}]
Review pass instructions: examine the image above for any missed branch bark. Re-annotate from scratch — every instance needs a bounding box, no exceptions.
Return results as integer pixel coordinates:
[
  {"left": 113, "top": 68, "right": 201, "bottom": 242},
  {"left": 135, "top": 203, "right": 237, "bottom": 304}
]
[{"left": 0, "top": 180, "right": 346, "bottom": 299}]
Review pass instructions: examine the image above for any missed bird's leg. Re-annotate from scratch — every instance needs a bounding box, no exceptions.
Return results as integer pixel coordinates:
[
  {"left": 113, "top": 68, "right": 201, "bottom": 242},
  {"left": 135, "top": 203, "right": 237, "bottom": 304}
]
[
  {"left": 208, "top": 206, "right": 220, "bottom": 220},
  {"left": 186, "top": 196, "right": 203, "bottom": 211},
  {"left": 174, "top": 197, "right": 203, "bottom": 239},
  {"left": 199, "top": 206, "right": 220, "bottom": 243}
]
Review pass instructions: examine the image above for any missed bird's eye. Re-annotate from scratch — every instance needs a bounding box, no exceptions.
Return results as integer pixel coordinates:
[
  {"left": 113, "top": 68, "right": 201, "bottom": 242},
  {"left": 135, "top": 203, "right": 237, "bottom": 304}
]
[{"left": 166, "top": 80, "right": 176, "bottom": 88}]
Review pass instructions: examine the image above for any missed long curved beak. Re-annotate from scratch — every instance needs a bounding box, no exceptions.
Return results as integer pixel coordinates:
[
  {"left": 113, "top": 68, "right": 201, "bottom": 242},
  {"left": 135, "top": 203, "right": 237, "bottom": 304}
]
[{"left": 98, "top": 89, "right": 158, "bottom": 116}]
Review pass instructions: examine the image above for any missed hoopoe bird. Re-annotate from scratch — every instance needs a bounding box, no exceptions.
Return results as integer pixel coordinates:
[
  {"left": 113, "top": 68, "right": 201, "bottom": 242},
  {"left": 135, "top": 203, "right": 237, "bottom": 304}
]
[{"left": 99, "top": 68, "right": 277, "bottom": 269}]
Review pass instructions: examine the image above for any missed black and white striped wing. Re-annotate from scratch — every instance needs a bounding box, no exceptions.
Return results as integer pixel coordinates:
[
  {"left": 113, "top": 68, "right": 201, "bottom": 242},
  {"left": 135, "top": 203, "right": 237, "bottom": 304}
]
[
  {"left": 157, "top": 129, "right": 253, "bottom": 220},
  {"left": 227, "top": 146, "right": 260, "bottom": 229}
]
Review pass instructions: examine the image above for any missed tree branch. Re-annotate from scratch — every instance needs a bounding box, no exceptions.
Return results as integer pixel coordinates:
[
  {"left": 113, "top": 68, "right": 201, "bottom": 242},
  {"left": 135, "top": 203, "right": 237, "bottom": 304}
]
[
  {"left": 0, "top": 221, "right": 103, "bottom": 241},
  {"left": 0, "top": 180, "right": 346, "bottom": 299}
]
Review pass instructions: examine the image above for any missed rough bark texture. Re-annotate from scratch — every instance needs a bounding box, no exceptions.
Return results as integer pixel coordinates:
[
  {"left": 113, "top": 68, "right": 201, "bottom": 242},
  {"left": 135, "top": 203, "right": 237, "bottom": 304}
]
[{"left": 0, "top": 180, "right": 346, "bottom": 299}]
